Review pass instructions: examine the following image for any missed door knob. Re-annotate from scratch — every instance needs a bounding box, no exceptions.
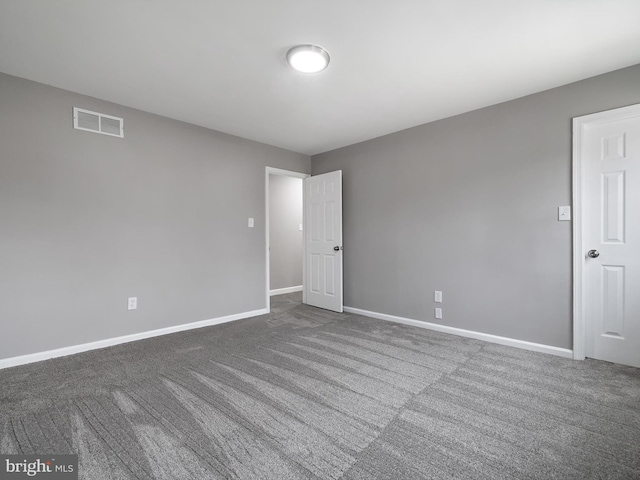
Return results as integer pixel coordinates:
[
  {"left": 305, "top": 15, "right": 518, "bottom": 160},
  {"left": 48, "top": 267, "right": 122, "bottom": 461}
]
[
  {"left": 587, "top": 249, "right": 599, "bottom": 258},
  {"left": 334, "top": 246, "right": 341, "bottom": 251}
]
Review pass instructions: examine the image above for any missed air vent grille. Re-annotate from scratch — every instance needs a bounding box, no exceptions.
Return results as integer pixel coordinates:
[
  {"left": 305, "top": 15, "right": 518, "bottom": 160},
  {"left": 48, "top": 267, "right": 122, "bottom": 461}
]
[{"left": 73, "top": 107, "right": 124, "bottom": 138}]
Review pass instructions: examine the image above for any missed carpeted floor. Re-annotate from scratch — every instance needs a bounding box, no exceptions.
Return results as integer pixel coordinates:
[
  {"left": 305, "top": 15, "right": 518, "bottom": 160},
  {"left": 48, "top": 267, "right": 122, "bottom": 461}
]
[{"left": 1, "top": 292, "right": 639, "bottom": 479}]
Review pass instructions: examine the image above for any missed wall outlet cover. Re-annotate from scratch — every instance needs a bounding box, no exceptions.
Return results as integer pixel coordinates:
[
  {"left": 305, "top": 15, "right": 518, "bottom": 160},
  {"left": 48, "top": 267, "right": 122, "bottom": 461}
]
[
  {"left": 435, "top": 307, "right": 442, "bottom": 319},
  {"left": 434, "top": 290, "right": 442, "bottom": 303}
]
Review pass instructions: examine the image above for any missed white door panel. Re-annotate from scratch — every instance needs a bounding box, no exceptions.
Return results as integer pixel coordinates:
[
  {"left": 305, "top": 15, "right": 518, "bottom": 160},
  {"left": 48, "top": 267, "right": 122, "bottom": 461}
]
[
  {"left": 304, "top": 171, "right": 343, "bottom": 312},
  {"left": 582, "top": 107, "right": 640, "bottom": 367}
]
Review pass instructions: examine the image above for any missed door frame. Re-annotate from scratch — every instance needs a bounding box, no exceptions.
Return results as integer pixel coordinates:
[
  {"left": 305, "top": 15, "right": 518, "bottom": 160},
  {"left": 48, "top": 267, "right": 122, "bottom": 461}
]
[
  {"left": 265, "top": 167, "right": 310, "bottom": 312},
  {"left": 572, "top": 103, "right": 640, "bottom": 360}
]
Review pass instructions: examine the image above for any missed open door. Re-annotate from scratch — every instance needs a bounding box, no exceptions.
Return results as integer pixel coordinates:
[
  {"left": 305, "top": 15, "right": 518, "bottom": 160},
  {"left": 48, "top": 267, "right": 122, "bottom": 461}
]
[
  {"left": 304, "top": 170, "right": 343, "bottom": 312},
  {"left": 574, "top": 104, "right": 640, "bottom": 368}
]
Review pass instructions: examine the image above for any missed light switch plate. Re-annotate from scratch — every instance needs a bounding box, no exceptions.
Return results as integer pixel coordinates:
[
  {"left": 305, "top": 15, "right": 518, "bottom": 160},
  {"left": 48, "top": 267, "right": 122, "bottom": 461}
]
[
  {"left": 128, "top": 297, "right": 137, "bottom": 310},
  {"left": 558, "top": 206, "right": 571, "bottom": 221},
  {"left": 248, "top": 217, "right": 254, "bottom": 228}
]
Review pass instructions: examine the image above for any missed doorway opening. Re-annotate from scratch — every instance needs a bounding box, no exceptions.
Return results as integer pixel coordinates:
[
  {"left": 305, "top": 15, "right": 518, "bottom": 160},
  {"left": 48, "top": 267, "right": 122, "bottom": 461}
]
[{"left": 265, "top": 167, "right": 309, "bottom": 312}]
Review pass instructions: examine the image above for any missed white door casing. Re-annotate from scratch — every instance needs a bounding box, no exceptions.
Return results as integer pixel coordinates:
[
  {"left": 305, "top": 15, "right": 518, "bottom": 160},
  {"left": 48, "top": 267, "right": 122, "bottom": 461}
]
[
  {"left": 573, "top": 103, "right": 640, "bottom": 368},
  {"left": 304, "top": 170, "right": 343, "bottom": 312},
  {"left": 265, "top": 167, "right": 309, "bottom": 311}
]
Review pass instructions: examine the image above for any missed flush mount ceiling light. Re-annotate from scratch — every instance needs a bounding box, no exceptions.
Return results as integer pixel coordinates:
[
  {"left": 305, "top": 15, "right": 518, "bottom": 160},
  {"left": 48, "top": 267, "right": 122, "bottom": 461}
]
[{"left": 286, "top": 44, "right": 330, "bottom": 73}]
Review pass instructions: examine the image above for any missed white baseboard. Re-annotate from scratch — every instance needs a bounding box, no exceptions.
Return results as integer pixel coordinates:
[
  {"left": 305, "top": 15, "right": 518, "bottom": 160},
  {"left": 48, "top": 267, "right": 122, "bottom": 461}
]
[
  {"left": 0, "top": 308, "right": 269, "bottom": 370},
  {"left": 270, "top": 285, "right": 303, "bottom": 296},
  {"left": 343, "top": 306, "right": 573, "bottom": 359}
]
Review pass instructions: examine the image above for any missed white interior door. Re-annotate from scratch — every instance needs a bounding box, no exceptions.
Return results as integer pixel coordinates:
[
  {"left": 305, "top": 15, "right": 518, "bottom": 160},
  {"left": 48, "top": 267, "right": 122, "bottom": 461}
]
[
  {"left": 304, "top": 170, "right": 343, "bottom": 312},
  {"left": 580, "top": 105, "right": 640, "bottom": 368}
]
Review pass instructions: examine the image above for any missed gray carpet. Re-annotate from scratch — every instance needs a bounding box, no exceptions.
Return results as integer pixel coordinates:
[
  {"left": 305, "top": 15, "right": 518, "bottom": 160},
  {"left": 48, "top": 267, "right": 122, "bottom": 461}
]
[{"left": 1, "top": 292, "right": 639, "bottom": 479}]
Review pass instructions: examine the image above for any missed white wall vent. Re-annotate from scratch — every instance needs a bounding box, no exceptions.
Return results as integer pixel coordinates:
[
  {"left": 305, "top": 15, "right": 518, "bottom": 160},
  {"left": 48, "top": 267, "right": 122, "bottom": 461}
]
[{"left": 73, "top": 107, "right": 124, "bottom": 138}]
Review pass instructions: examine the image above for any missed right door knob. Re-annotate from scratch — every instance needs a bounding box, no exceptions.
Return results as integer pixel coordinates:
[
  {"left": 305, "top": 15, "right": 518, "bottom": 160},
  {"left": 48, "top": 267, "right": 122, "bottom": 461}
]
[{"left": 588, "top": 249, "right": 600, "bottom": 258}]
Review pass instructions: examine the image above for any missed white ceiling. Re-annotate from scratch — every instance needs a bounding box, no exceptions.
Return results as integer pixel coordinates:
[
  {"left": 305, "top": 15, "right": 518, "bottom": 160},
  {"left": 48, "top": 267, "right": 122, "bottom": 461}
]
[{"left": 1, "top": 1, "right": 640, "bottom": 155}]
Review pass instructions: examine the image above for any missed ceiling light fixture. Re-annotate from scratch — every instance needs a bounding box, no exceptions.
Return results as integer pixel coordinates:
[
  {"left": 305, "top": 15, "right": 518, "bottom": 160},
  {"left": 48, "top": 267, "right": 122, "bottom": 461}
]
[{"left": 286, "top": 44, "right": 330, "bottom": 73}]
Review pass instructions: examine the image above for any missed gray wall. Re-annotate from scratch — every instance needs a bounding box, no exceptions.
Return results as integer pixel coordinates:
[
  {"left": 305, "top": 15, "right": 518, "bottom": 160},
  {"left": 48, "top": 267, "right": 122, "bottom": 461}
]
[
  {"left": 312, "top": 64, "right": 640, "bottom": 349},
  {"left": 269, "top": 175, "right": 303, "bottom": 291},
  {"left": 0, "top": 72, "right": 310, "bottom": 360}
]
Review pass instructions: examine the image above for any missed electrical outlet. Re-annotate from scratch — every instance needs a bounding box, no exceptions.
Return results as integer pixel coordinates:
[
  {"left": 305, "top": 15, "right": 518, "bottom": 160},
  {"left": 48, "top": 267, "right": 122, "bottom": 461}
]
[
  {"left": 434, "top": 290, "right": 442, "bottom": 303},
  {"left": 248, "top": 217, "right": 254, "bottom": 228},
  {"left": 128, "top": 297, "right": 137, "bottom": 310},
  {"left": 435, "top": 307, "right": 442, "bottom": 319}
]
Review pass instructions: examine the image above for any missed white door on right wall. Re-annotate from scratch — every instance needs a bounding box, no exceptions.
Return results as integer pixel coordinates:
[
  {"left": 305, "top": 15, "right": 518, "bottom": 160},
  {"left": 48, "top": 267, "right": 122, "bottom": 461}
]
[
  {"left": 582, "top": 106, "right": 640, "bottom": 368},
  {"left": 304, "top": 170, "right": 343, "bottom": 313}
]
